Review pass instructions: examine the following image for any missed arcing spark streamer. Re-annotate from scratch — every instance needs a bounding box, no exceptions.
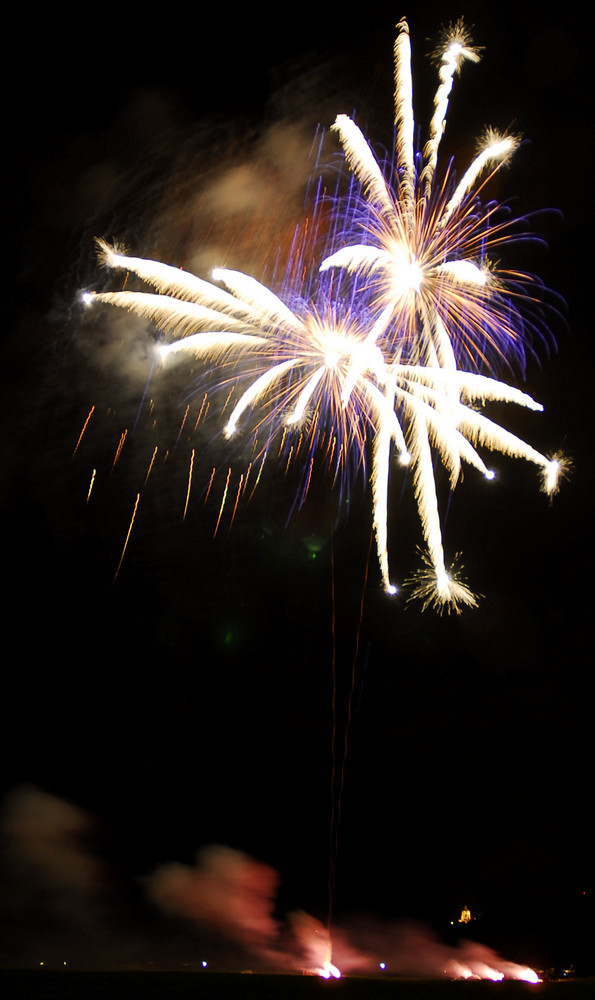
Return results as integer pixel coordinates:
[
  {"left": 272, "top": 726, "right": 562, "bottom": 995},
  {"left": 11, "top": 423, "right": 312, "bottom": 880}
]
[{"left": 86, "top": 19, "right": 563, "bottom": 611}]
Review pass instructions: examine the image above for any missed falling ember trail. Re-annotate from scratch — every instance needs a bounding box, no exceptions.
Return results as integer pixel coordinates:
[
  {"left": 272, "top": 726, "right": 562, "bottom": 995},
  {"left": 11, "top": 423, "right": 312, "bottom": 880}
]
[
  {"left": 248, "top": 451, "right": 267, "bottom": 503},
  {"left": 144, "top": 445, "right": 158, "bottom": 486},
  {"left": 112, "top": 429, "right": 127, "bottom": 469},
  {"left": 113, "top": 493, "right": 140, "bottom": 582},
  {"left": 183, "top": 449, "right": 195, "bottom": 520},
  {"left": 175, "top": 404, "right": 190, "bottom": 450},
  {"left": 229, "top": 472, "right": 244, "bottom": 529},
  {"left": 86, "top": 468, "right": 96, "bottom": 503},
  {"left": 204, "top": 467, "right": 216, "bottom": 504},
  {"left": 193, "top": 393, "right": 209, "bottom": 431},
  {"left": 73, "top": 405, "right": 95, "bottom": 456},
  {"left": 213, "top": 469, "right": 231, "bottom": 537}
]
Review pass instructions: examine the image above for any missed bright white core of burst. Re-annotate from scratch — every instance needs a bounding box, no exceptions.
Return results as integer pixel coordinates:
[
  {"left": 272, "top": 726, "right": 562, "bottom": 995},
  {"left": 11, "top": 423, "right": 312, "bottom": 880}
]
[{"left": 389, "top": 247, "right": 423, "bottom": 297}]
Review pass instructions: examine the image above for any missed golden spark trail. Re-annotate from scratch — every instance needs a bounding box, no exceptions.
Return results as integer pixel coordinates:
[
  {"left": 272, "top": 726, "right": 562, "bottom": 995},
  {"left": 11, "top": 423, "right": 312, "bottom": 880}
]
[
  {"left": 176, "top": 404, "right": 190, "bottom": 447},
  {"left": 144, "top": 446, "right": 158, "bottom": 485},
  {"left": 204, "top": 467, "right": 216, "bottom": 503},
  {"left": 86, "top": 468, "right": 96, "bottom": 503},
  {"left": 73, "top": 405, "right": 95, "bottom": 456},
  {"left": 113, "top": 492, "right": 140, "bottom": 582},
  {"left": 284, "top": 445, "right": 295, "bottom": 475},
  {"left": 303, "top": 455, "right": 315, "bottom": 499},
  {"left": 240, "top": 462, "right": 253, "bottom": 498},
  {"left": 183, "top": 449, "right": 194, "bottom": 519},
  {"left": 248, "top": 451, "right": 267, "bottom": 502},
  {"left": 194, "top": 392, "right": 209, "bottom": 430},
  {"left": 213, "top": 468, "right": 231, "bottom": 537},
  {"left": 112, "top": 429, "right": 127, "bottom": 468},
  {"left": 229, "top": 472, "right": 244, "bottom": 528}
]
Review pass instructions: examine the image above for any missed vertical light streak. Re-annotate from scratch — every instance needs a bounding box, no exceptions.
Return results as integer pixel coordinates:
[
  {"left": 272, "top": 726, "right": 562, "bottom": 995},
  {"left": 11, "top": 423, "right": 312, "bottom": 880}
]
[
  {"left": 175, "top": 404, "right": 190, "bottom": 449},
  {"left": 113, "top": 493, "right": 140, "bottom": 582},
  {"left": 394, "top": 18, "right": 415, "bottom": 232},
  {"left": 112, "top": 429, "right": 127, "bottom": 468},
  {"left": 229, "top": 472, "right": 244, "bottom": 528},
  {"left": 144, "top": 445, "right": 158, "bottom": 486},
  {"left": 248, "top": 451, "right": 268, "bottom": 502},
  {"left": 193, "top": 392, "right": 209, "bottom": 430},
  {"left": 86, "top": 468, "right": 96, "bottom": 503},
  {"left": 421, "top": 24, "right": 480, "bottom": 198},
  {"left": 204, "top": 467, "right": 217, "bottom": 504},
  {"left": 213, "top": 468, "right": 231, "bottom": 537},
  {"left": 73, "top": 405, "right": 95, "bottom": 456},
  {"left": 183, "top": 448, "right": 195, "bottom": 520}
]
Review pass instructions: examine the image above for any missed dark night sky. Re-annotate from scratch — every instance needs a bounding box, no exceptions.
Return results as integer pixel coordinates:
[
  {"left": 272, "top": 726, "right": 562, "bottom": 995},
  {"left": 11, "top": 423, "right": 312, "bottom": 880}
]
[{"left": 3, "top": 0, "right": 593, "bottom": 977}]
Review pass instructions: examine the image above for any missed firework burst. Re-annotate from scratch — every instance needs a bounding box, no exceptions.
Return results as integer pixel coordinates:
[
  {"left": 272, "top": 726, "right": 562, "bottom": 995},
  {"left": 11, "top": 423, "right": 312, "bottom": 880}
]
[
  {"left": 86, "top": 241, "right": 406, "bottom": 512},
  {"left": 86, "top": 19, "right": 562, "bottom": 610},
  {"left": 319, "top": 18, "right": 562, "bottom": 608}
]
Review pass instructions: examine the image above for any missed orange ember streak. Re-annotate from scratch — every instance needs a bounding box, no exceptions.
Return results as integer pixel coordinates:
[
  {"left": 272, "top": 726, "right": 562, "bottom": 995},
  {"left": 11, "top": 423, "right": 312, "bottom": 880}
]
[
  {"left": 178, "top": 404, "right": 190, "bottom": 439},
  {"left": 144, "top": 446, "right": 158, "bottom": 485},
  {"left": 303, "top": 456, "right": 314, "bottom": 498},
  {"left": 112, "top": 429, "right": 128, "bottom": 468},
  {"left": 248, "top": 451, "right": 267, "bottom": 502},
  {"left": 213, "top": 468, "right": 231, "bottom": 537},
  {"left": 204, "top": 467, "right": 216, "bottom": 503},
  {"left": 183, "top": 449, "right": 195, "bottom": 520},
  {"left": 241, "top": 462, "right": 253, "bottom": 497},
  {"left": 229, "top": 473, "right": 244, "bottom": 528},
  {"left": 113, "top": 492, "right": 140, "bottom": 582},
  {"left": 73, "top": 406, "right": 95, "bottom": 456},
  {"left": 86, "top": 468, "right": 96, "bottom": 503},
  {"left": 221, "top": 387, "right": 235, "bottom": 415},
  {"left": 328, "top": 435, "right": 337, "bottom": 467},
  {"left": 194, "top": 393, "right": 209, "bottom": 430}
]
